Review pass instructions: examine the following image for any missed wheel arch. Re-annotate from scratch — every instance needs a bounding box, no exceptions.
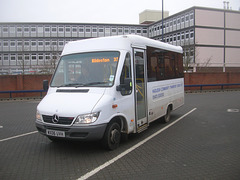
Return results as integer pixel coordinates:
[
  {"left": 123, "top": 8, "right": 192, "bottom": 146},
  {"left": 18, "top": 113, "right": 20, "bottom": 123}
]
[{"left": 109, "top": 115, "right": 128, "bottom": 134}]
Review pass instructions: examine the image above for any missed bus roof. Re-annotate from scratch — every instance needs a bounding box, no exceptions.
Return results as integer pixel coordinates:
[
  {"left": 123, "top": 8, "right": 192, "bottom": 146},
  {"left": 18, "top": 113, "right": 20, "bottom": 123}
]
[{"left": 61, "top": 35, "right": 183, "bottom": 56}]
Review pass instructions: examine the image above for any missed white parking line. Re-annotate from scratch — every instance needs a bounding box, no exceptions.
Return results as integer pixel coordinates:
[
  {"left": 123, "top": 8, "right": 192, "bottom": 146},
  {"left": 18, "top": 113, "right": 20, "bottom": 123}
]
[
  {"left": 0, "top": 131, "right": 38, "bottom": 142},
  {"left": 78, "top": 108, "right": 197, "bottom": 180},
  {"left": 0, "top": 125, "right": 3, "bottom": 128}
]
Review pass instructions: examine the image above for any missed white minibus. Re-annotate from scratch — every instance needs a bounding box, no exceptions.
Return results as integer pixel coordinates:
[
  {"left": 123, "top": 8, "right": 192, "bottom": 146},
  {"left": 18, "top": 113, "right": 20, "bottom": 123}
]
[{"left": 36, "top": 35, "right": 184, "bottom": 150}]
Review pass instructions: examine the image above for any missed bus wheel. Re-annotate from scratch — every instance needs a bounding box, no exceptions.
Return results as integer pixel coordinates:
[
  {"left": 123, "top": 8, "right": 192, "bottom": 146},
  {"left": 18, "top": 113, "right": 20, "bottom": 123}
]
[
  {"left": 163, "top": 106, "right": 171, "bottom": 123},
  {"left": 102, "top": 122, "right": 121, "bottom": 150}
]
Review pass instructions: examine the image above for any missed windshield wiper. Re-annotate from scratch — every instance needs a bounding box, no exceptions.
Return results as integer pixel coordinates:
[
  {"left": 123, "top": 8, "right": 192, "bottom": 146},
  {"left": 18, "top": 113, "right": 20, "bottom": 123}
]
[
  {"left": 57, "top": 82, "right": 108, "bottom": 88},
  {"left": 58, "top": 83, "right": 85, "bottom": 87},
  {"left": 84, "top": 82, "right": 108, "bottom": 86}
]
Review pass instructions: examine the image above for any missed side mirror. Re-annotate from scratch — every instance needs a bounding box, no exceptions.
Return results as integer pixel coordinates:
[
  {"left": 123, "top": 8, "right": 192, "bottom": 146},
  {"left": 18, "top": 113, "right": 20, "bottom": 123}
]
[
  {"left": 43, "top": 80, "right": 49, "bottom": 91},
  {"left": 116, "top": 78, "right": 132, "bottom": 91}
]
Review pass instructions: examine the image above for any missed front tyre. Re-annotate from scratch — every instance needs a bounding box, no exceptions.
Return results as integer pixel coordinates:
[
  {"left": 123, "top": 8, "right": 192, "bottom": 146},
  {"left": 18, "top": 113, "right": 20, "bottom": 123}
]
[{"left": 102, "top": 122, "right": 121, "bottom": 150}]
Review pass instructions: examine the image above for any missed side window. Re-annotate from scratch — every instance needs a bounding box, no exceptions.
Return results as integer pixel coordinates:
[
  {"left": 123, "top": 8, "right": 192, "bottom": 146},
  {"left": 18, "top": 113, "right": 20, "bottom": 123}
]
[
  {"left": 120, "top": 52, "right": 132, "bottom": 96},
  {"left": 147, "top": 47, "right": 183, "bottom": 82}
]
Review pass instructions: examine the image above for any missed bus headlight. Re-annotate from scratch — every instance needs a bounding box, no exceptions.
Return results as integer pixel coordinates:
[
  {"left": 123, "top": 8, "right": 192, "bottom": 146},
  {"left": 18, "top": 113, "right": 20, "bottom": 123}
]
[
  {"left": 74, "top": 112, "right": 100, "bottom": 124},
  {"left": 36, "top": 111, "right": 43, "bottom": 122}
]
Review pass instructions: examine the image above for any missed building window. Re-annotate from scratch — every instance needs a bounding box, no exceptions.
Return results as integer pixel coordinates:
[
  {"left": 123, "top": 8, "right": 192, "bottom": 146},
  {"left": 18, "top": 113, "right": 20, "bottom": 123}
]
[
  {"left": 45, "top": 41, "right": 50, "bottom": 46},
  {"left": 24, "top": 41, "right": 30, "bottom": 46},
  {"left": 38, "top": 54, "right": 44, "bottom": 60},
  {"left": 58, "top": 27, "right": 64, "bottom": 32},
  {"left": 86, "top": 27, "right": 91, "bottom": 32},
  {"left": 181, "top": 32, "right": 185, "bottom": 40},
  {"left": 99, "top": 28, "right": 104, "bottom": 33},
  {"left": 4, "top": 54, "right": 9, "bottom": 61},
  {"left": 25, "top": 54, "right": 30, "bottom": 60},
  {"left": 32, "top": 54, "right": 37, "bottom": 61},
  {"left": 173, "top": 19, "right": 176, "bottom": 25},
  {"left": 177, "top": 18, "right": 180, "bottom": 24},
  {"left": 72, "top": 26, "right": 77, "bottom": 32},
  {"left": 31, "top": 41, "right": 37, "bottom": 46},
  {"left": 18, "top": 55, "right": 23, "bottom": 61},
  {"left": 52, "top": 27, "right": 57, "bottom": 32},
  {"left": 190, "top": 29, "right": 194, "bottom": 38},
  {"left": 92, "top": 28, "right": 97, "bottom": 33},
  {"left": 24, "top": 27, "right": 29, "bottom": 32},
  {"left": 190, "top": 13, "right": 194, "bottom": 20},
  {"left": 51, "top": 40, "right": 57, "bottom": 46},
  {"left": 181, "top": 16, "right": 184, "bottom": 23},
  {"left": 79, "top": 26, "right": 84, "bottom": 32},
  {"left": 38, "top": 41, "right": 43, "bottom": 46},
  {"left": 118, "top": 27, "right": 123, "bottom": 33},
  {"left": 130, "top": 28, "right": 135, "bottom": 34},
  {"left": 17, "top": 27, "right": 22, "bottom": 32},
  {"left": 17, "top": 41, "right": 22, "bottom": 46},
  {"left": 105, "top": 27, "right": 110, "bottom": 33},
  {"left": 177, "top": 33, "right": 180, "bottom": 40},
  {"left": 31, "top": 27, "right": 36, "bottom": 32},
  {"left": 10, "top": 41, "right": 16, "bottom": 47},
  {"left": 186, "top": 31, "right": 189, "bottom": 39},
  {"left": 65, "top": 27, "right": 71, "bottom": 32},
  {"left": 3, "top": 40, "right": 9, "bottom": 47},
  {"left": 58, "top": 41, "right": 64, "bottom": 46},
  {"left": 45, "top": 27, "right": 50, "bottom": 32},
  {"left": 3, "top": 27, "right": 8, "bottom": 32},
  {"left": 10, "top": 54, "right": 16, "bottom": 61},
  {"left": 173, "top": 34, "right": 176, "bottom": 41},
  {"left": 166, "top": 36, "right": 169, "bottom": 43},
  {"left": 45, "top": 54, "right": 50, "bottom": 60}
]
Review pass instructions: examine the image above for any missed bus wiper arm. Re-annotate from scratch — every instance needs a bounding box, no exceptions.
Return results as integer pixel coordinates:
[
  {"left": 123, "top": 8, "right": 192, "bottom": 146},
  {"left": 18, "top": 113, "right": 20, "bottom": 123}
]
[
  {"left": 58, "top": 83, "right": 85, "bottom": 87},
  {"left": 84, "top": 82, "right": 107, "bottom": 86}
]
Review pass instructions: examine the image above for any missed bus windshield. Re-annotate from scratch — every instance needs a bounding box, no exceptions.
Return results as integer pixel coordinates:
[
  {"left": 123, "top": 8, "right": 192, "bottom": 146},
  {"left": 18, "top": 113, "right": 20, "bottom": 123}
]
[{"left": 51, "top": 51, "right": 120, "bottom": 87}]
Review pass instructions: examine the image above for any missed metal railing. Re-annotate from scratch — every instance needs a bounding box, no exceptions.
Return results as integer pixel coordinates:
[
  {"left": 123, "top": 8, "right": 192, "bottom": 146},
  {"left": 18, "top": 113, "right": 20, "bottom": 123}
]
[
  {"left": 0, "top": 90, "right": 47, "bottom": 98},
  {"left": 184, "top": 83, "right": 240, "bottom": 91},
  {"left": 0, "top": 83, "right": 240, "bottom": 98}
]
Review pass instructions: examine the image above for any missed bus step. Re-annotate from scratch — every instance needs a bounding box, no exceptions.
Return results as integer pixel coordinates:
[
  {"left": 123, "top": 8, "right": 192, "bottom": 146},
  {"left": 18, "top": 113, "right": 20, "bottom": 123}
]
[{"left": 137, "top": 124, "right": 148, "bottom": 133}]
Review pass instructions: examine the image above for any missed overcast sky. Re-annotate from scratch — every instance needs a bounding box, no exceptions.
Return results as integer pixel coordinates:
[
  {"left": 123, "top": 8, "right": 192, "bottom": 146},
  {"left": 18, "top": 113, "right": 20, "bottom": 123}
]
[{"left": 0, "top": 0, "right": 239, "bottom": 24}]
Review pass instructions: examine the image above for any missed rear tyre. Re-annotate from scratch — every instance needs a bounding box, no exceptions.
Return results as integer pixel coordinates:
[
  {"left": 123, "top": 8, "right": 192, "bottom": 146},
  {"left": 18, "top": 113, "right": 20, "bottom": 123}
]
[
  {"left": 162, "top": 106, "right": 171, "bottom": 123},
  {"left": 102, "top": 122, "right": 121, "bottom": 150}
]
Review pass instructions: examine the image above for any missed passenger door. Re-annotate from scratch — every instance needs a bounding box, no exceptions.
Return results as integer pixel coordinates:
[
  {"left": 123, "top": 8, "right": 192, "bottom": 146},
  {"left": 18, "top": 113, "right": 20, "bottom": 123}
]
[{"left": 133, "top": 49, "right": 148, "bottom": 132}]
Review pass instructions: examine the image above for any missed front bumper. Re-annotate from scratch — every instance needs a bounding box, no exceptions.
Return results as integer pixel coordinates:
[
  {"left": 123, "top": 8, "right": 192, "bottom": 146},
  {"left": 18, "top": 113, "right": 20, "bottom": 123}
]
[{"left": 36, "top": 121, "right": 107, "bottom": 141}]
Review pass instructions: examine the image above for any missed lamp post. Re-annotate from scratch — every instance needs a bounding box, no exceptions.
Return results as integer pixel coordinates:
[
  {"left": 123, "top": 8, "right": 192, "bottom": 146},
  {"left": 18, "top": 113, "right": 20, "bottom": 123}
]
[{"left": 162, "top": 0, "right": 164, "bottom": 41}]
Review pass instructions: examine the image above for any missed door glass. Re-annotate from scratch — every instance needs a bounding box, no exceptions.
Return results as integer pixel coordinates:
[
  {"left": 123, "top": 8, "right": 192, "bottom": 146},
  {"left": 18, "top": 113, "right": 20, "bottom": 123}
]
[
  {"left": 134, "top": 50, "right": 147, "bottom": 125},
  {"left": 120, "top": 53, "right": 132, "bottom": 96}
]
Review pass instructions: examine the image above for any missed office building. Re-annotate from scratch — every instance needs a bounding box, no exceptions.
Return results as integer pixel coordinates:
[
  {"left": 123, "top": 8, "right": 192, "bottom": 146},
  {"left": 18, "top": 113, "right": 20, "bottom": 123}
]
[{"left": 0, "top": 6, "right": 240, "bottom": 74}]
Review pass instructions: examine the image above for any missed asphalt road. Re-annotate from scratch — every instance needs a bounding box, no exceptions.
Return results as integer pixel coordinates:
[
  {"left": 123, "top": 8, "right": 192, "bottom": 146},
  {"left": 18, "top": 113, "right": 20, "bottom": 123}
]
[{"left": 0, "top": 91, "right": 240, "bottom": 180}]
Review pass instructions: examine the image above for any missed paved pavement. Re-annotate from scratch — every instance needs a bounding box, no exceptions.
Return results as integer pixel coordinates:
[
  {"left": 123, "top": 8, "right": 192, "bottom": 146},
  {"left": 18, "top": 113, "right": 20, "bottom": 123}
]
[{"left": 0, "top": 91, "right": 240, "bottom": 180}]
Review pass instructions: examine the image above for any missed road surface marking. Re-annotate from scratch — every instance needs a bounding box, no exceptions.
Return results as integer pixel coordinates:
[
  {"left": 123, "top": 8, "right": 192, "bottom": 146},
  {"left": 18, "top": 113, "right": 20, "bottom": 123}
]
[
  {"left": 78, "top": 108, "right": 197, "bottom": 180},
  {"left": 0, "top": 131, "right": 38, "bottom": 142}
]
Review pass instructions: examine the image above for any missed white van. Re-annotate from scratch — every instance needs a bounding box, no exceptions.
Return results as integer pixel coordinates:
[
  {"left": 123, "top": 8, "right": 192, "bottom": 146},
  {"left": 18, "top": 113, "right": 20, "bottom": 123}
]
[{"left": 36, "top": 35, "right": 184, "bottom": 150}]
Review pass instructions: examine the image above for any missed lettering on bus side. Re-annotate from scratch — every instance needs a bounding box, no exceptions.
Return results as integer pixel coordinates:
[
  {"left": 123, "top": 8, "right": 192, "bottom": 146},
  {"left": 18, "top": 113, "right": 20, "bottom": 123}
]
[{"left": 152, "top": 83, "right": 183, "bottom": 101}]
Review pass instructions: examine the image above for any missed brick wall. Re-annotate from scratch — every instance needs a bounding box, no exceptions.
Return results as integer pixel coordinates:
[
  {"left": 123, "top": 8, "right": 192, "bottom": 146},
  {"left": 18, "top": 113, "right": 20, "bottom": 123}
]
[
  {"left": 184, "top": 72, "right": 240, "bottom": 90},
  {"left": 0, "top": 75, "right": 51, "bottom": 98},
  {"left": 0, "top": 72, "right": 240, "bottom": 98}
]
